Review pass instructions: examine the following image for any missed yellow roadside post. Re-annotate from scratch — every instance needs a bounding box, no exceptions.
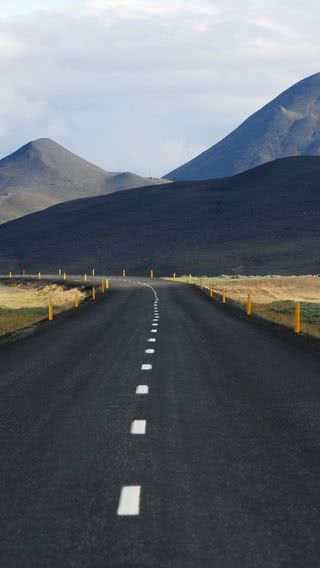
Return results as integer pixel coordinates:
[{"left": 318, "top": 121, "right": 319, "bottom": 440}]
[
  {"left": 150, "top": 270, "right": 154, "bottom": 279},
  {"left": 92, "top": 268, "right": 95, "bottom": 277},
  {"left": 63, "top": 272, "right": 67, "bottom": 281},
  {"left": 222, "top": 289, "right": 226, "bottom": 304},
  {"left": 84, "top": 273, "right": 88, "bottom": 283},
  {"left": 74, "top": 290, "right": 79, "bottom": 308},
  {"left": 210, "top": 286, "right": 213, "bottom": 298},
  {"left": 48, "top": 300, "right": 53, "bottom": 321},
  {"left": 123, "top": 269, "right": 126, "bottom": 277},
  {"left": 295, "top": 303, "right": 301, "bottom": 334},
  {"left": 101, "top": 278, "right": 105, "bottom": 293},
  {"left": 106, "top": 278, "right": 109, "bottom": 291},
  {"left": 38, "top": 272, "right": 41, "bottom": 280},
  {"left": 92, "top": 286, "right": 96, "bottom": 301},
  {"left": 247, "top": 294, "right": 252, "bottom": 316},
  {"left": 59, "top": 268, "right": 62, "bottom": 276},
  {"left": 173, "top": 272, "right": 176, "bottom": 280}
]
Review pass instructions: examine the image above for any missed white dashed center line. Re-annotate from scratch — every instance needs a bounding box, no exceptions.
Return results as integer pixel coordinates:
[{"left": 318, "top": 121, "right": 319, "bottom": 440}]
[
  {"left": 117, "top": 486, "right": 141, "bottom": 516},
  {"left": 115, "top": 279, "right": 160, "bottom": 520},
  {"left": 136, "top": 385, "right": 149, "bottom": 394},
  {"left": 131, "top": 420, "right": 147, "bottom": 435}
]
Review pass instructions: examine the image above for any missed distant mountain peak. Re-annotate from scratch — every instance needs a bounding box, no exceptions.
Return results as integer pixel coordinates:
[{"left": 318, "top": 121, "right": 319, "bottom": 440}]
[
  {"left": 166, "top": 72, "right": 320, "bottom": 181},
  {"left": 0, "top": 138, "right": 169, "bottom": 224},
  {"left": 30, "top": 137, "right": 58, "bottom": 145}
]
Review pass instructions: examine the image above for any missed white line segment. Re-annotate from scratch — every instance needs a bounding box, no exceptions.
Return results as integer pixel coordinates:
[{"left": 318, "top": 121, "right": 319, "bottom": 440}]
[
  {"left": 141, "top": 364, "right": 152, "bottom": 370},
  {"left": 145, "top": 349, "right": 155, "bottom": 354},
  {"left": 131, "top": 420, "right": 147, "bottom": 434},
  {"left": 136, "top": 385, "right": 149, "bottom": 394},
  {"left": 117, "top": 486, "right": 141, "bottom": 516}
]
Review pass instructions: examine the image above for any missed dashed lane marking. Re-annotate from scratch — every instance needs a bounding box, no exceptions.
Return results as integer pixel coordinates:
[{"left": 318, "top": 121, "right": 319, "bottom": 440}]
[
  {"left": 148, "top": 338, "right": 156, "bottom": 342},
  {"left": 151, "top": 329, "right": 158, "bottom": 333},
  {"left": 141, "top": 364, "right": 152, "bottom": 370},
  {"left": 136, "top": 385, "right": 149, "bottom": 394},
  {"left": 145, "top": 349, "right": 155, "bottom": 354},
  {"left": 131, "top": 420, "right": 147, "bottom": 435},
  {"left": 117, "top": 486, "right": 141, "bottom": 516}
]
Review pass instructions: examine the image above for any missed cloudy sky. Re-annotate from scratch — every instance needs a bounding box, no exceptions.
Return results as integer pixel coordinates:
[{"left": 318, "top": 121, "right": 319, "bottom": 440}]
[{"left": 0, "top": 0, "right": 319, "bottom": 176}]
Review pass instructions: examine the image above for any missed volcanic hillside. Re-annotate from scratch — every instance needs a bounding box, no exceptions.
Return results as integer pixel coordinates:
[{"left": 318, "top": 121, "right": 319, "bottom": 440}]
[
  {"left": 167, "top": 73, "right": 320, "bottom": 181},
  {"left": 0, "top": 138, "right": 168, "bottom": 223},
  {"left": 1, "top": 156, "right": 320, "bottom": 275}
]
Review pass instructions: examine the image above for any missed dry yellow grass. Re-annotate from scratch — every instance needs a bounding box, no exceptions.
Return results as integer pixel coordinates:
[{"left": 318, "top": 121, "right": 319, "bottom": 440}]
[
  {"left": 0, "top": 282, "right": 85, "bottom": 309},
  {"left": 0, "top": 283, "right": 86, "bottom": 337},
  {"left": 184, "top": 275, "right": 320, "bottom": 304}
]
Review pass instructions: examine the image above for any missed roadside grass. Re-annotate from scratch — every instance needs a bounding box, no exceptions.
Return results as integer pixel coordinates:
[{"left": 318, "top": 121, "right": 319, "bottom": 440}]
[
  {"left": 168, "top": 275, "right": 320, "bottom": 337},
  {"left": 0, "top": 282, "right": 86, "bottom": 337},
  {"left": 253, "top": 301, "right": 320, "bottom": 338},
  {"left": 0, "top": 307, "right": 48, "bottom": 336}
]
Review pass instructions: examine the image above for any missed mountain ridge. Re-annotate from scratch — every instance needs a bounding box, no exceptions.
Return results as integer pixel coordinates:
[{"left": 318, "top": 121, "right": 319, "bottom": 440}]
[
  {"left": 0, "top": 138, "right": 169, "bottom": 223},
  {"left": 166, "top": 72, "right": 320, "bottom": 180},
  {"left": 1, "top": 155, "right": 320, "bottom": 275}
]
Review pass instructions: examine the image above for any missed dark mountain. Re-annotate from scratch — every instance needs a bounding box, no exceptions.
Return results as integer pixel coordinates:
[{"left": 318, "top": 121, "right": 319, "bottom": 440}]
[
  {"left": 1, "top": 156, "right": 320, "bottom": 275},
  {"left": 166, "top": 73, "right": 320, "bottom": 181},
  {"left": 0, "top": 138, "right": 168, "bottom": 223}
]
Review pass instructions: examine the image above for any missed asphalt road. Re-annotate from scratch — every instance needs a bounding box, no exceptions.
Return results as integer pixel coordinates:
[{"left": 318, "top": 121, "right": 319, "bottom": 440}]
[{"left": 1, "top": 276, "right": 320, "bottom": 567}]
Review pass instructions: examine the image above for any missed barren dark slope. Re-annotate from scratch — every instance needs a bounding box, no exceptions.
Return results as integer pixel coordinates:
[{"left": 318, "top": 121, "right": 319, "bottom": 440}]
[{"left": 1, "top": 156, "right": 320, "bottom": 275}]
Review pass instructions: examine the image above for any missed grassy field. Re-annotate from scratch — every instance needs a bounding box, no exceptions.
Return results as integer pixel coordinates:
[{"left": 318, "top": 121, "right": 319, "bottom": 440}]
[
  {"left": 0, "top": 282, "right": 86, "bottom": 337},
  {"left": 171, "top": 275, "right": 320, "bottom": 337}
]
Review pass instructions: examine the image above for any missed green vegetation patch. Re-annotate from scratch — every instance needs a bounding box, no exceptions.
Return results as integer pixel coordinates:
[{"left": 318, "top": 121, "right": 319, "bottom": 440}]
[{"left": 268, "top": 301, "right": 320, "bottom": 324}]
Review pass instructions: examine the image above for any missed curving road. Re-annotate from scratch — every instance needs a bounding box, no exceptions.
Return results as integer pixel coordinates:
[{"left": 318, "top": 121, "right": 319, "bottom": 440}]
[{"left": 1, "top": 276, "right": 320, "bottom": 567}]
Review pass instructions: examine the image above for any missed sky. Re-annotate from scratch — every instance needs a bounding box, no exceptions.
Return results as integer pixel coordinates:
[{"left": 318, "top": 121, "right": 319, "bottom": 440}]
[{"left": 0, "top": 0, "right": 319, "bottom": 177}]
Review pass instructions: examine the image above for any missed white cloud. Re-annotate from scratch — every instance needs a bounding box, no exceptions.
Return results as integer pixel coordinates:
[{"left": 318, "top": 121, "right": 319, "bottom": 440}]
[
  {"left": 0, "top": 0, "right": 319, "bottom": 175},
  {"left": 84, "top": 0, "right": 220, "bottom": 19},
  {"left": 0, "top": 32, "right": 25, "bottom": 58},
  {"left": 251, "top": 18, "right": 299, "bottom": 39}
]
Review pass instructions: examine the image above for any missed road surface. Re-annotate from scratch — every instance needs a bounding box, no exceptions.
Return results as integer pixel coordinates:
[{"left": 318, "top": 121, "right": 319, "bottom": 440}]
[{"left": 1, "top": 275, "right": 320, "bottom": 567}]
